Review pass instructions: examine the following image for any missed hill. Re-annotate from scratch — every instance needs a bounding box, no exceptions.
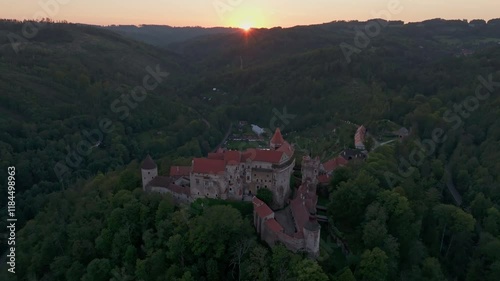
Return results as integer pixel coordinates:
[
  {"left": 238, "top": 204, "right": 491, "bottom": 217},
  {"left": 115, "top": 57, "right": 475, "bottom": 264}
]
[
  {"left": 1, "top": 19, "right": 500, "bottom": 281},
  {"left": 103, "top": 24, "right": 239, "bottom": 47},
  {"left": 0, "top": 20, "right": 227, "bottom": 227}
]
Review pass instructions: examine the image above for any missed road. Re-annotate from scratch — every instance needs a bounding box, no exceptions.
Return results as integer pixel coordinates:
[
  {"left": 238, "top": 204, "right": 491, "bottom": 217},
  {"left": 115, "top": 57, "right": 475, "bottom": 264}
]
[
  {"left": 213, "top": 122, "right": 233, "bottom": 152},
  {"left": 444, "top": 164, "right": 463, "bottom": 206}
]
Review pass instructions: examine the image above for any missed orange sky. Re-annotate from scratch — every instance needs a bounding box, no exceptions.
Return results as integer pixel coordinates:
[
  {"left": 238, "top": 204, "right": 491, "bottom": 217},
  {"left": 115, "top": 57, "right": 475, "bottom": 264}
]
[{"left": 2, "top": 0, "right": 498, "bottom": 28}]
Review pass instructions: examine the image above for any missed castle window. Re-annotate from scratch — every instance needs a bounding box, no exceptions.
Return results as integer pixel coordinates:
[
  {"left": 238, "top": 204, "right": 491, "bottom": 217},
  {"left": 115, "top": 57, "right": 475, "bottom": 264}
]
[
  {"left": 230, "top": 188, "right": 232, "bottom": 191},
  {"left": 247, "top": 176, "right": 250, "bottom": 180},
  {"left": 254, "top": 174, "right": 256, "bottom": 176},
  {"left": 196, "top": 179, "right": 200, "bottom": 184},
  {"left": 265, "top": 185, "right": 267, "bottom": 188},
  {"left": 148, "top": 172, "right": 150, "bottom": 175}
]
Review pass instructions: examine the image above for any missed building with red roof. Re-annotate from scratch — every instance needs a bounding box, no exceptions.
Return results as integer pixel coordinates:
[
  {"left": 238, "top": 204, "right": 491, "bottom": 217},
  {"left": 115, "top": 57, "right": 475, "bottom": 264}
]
[
  {"left": 270, "top": 128, "right": 285, "bottom": 149},
  {"left": 252, "top": 165, "right": 321, "bottom": 258},
  {"left": 192, "top": 158, "right": 226, "bottom": 174},
  {"left": 322, "top": 157, "right": 348, "bottom": 174},
  {"left": 355, "top": 125, "right": 367, "bottom": 150},
  {"left": 169, "top": 166, "right": 191, "bottom": 177},
  {"left": 141, "top": 128, "right": 296, "bottom": 208},
  {"left": 141, "top": 128, "right": 321, "bottom": 258},
  {"left": 144, "top": 175, "right": 191, "bottom": 203}
]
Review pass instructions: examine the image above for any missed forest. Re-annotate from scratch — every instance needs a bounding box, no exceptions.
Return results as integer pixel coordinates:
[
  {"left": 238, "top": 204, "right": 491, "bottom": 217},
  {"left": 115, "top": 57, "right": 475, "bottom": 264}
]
[{"left": 0, "top": 18, "right": 500, "bottom": 280}]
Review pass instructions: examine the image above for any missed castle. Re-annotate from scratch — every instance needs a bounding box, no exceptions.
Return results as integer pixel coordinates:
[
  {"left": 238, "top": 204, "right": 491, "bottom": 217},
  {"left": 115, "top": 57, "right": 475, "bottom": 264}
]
[
  {"left": 253, "top": 155, "right": 322, "bottom": 258},
  {"left": 140, "top": 128, "right": 321, "bottom": 257},
  {"left": 141, "top": 128, "right": 295, "bottom": 207}
]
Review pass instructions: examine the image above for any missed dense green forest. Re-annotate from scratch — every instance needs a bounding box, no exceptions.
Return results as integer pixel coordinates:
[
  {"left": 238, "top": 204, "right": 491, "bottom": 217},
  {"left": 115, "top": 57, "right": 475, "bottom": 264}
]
[
  {"left": 1, "top": 18, "right": 500, "bottom": 280},
  {"left": 104, "top": 25, "right": 239, "bottom": 47}
]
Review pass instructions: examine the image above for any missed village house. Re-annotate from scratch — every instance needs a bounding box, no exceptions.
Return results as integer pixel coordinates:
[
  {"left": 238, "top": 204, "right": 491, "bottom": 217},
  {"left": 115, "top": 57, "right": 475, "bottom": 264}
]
[{"left": 354, "top": 125, "right": 367, "bottom": 150}]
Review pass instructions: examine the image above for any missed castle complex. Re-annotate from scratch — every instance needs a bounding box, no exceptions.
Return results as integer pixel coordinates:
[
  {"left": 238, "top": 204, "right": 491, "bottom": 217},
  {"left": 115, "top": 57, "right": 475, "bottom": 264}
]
[
  {"left": 141, "top": 128, "right": 295, "bottom": 207},
  {"left": 140, "top": 128, "right": 322, "bottom": 257}
]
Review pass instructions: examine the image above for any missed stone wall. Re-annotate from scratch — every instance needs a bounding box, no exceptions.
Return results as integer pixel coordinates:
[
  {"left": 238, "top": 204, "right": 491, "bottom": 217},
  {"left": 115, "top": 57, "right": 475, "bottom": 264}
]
[
  {"left": 275, "top": 232, "right": 305, "bottom": 253},
  {"left": 272, "top": 159, "right": 295, "bottom": 208},
  {"left": 141, "top": 168, "right": 157, "bottom": 190},
  {"left": 303, "top": 227, "right": 321, "bottom": 258},
  {"left": 190, "top": 173, "right": 227, "bottom": 199},
  {"left": 150, "top": 186, "right": 192, "bottom": 203}
]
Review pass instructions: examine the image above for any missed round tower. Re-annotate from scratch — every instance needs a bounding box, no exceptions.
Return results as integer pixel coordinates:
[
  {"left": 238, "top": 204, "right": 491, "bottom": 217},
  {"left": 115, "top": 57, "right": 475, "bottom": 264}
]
[
  {"left": 141, "top": 155, "right": 157, "bottom": 191},
  {"left": 303, "top": 211, "right": 321, "bottom": 258}
]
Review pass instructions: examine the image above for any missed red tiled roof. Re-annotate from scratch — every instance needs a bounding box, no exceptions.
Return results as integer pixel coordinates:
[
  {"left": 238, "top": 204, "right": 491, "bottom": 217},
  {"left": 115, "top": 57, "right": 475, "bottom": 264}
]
[
  {"left": 147, "top": 176, "right": 191, "bottom": 196},
  {"left": 141, "top": 155, "right": 157, "bottom": 169},
  {"left": 322, "top": 157, "right": 348, "bottom": 173},
  {"left": 241, "top": 149, "right": 284, "bottom": 164},
  {"left": 192, "top": 158, "right": 225, "bottom": 174},
  {"left": 207, "top": 152, "right": 224, "bottom": 160},
  {"left": 168, "top": 183, "right": 191, "bottom": 196},
  {"left": 291, "top": 198, "right": 309, "bottom": 235},
  {"left": 224, "top": 150, "right": 241, "bottom": 165},
  {"left": 317, "top": 174, "right": 330, "bottom": 184},
  {"left": 169, "top": 166, "right": 191, "bottom": 177},
  {"left": 265, "top": 218, "right": 283, "bottom": 233},
  {"left": 355, "top": 126, "right": 366, "bottom": 146},
  {"left": 270, "top": 128, "right": 285, "bottom": 146},
  {"left": 253, "top": 197, "right": 274, "bottom": 218},
  {"left": 290, "top": 183, "right": 318, "bottom": 235},
  {"left": 276, "top": 141, "right": 294, "bottom": 157}
]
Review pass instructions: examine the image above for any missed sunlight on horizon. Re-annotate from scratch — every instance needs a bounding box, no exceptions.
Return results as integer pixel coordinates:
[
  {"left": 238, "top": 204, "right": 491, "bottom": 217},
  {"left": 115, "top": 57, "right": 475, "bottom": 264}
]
[
  {"left": 2, "top": 0, "right": 499, "bottom": 27},
  {"left": 225, "top": 5, "right": 269, "bottom": 29}
]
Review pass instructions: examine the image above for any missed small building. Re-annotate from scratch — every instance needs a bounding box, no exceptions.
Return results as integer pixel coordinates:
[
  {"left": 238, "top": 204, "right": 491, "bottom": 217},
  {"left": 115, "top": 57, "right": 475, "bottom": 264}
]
[
  {"left": 317, "top": 157, "right": 349, "bottom": 185},
  {"left": 251, "top": 124, "right": 265, "bottom": 135},
  {"left": 339, "top": 149, "right": 367, "bottom": 161},
  {"left": 354, "top": 125, "right": 367, "bottom": 150},
  {"left": 393, "top": 127, "right": 409, "bottom": 139}
]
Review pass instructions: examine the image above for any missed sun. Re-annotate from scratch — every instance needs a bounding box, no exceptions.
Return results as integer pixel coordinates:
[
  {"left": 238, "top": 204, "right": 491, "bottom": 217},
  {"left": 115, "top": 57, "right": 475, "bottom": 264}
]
[
  {"left": 239, "top": 22, "right": 253, "bottom": 32},
  {"left": 226, "top": 6, "right": 268, "bottom": 30}
]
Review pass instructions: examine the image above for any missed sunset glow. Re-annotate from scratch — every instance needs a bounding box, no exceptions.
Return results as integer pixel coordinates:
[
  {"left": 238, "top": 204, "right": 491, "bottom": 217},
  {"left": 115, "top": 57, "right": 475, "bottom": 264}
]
[
  {"left": 226, "top": 5, "right": 268, "bottom": 29},
  {"left": 240, "top": 24, "right": 252, "bottom": 32},
  {"left": 2, "top": 0, "right": 499, "bottom": 27}
]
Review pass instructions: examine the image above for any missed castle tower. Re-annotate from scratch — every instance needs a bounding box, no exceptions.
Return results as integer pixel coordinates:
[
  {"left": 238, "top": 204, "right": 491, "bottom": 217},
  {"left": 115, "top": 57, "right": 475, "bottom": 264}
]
[
  {"left": 301, "top": 156, "right": 320, "bottom": 186},
  {"left": 303, "top": 211, "right": 321, "bottom": 258},
  {"left": 141, "top": 155, "right": 157, "bottom": 190},
  {"left": 270, "top": 128, "right": 285, "bottom": 150}
]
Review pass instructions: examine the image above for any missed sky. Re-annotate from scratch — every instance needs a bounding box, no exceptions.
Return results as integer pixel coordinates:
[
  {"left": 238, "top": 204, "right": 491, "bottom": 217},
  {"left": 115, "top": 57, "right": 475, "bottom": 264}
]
[{"left": 2, "top": 0, "right": 499, "bottom": 28}]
